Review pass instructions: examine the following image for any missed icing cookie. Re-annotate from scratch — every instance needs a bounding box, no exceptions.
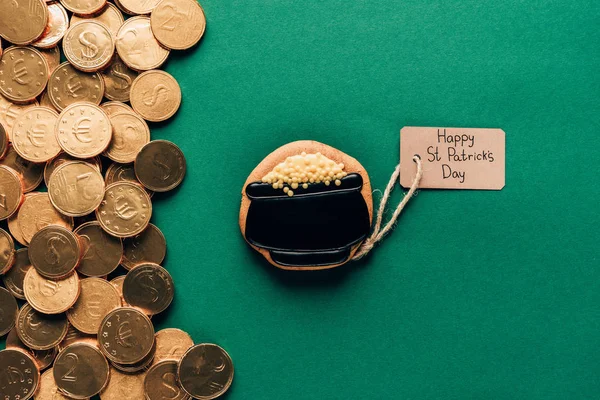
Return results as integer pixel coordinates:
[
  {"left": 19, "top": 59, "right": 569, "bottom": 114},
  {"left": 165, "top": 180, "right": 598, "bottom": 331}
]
[{"left": 239, "top": 141, "right": 373, "bottom": 270}]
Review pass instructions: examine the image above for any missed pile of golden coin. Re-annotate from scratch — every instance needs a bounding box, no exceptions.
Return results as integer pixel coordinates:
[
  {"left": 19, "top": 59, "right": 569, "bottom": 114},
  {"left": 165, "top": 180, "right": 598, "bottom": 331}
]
[{"left": 0, "top": 1, "right": 234, "bottom": 399}]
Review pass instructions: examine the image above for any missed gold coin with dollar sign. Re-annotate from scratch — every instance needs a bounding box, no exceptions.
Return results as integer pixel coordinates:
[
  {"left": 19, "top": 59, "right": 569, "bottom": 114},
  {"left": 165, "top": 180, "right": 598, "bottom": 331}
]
[
  {"left": 130, "top": 70, "right": 181, "bottom": 122},
  {"left": 102, "top": 55, "right": 138, "bottom": 102},
  {"left": 63, "top": 21, "right": 115, "bottom": 73}
]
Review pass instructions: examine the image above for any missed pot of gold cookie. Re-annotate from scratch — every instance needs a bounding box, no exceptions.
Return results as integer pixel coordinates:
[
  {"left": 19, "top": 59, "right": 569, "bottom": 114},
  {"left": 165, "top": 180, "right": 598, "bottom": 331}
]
[{"left": 240, "top": 141, "right": 373, "bottom": 270}]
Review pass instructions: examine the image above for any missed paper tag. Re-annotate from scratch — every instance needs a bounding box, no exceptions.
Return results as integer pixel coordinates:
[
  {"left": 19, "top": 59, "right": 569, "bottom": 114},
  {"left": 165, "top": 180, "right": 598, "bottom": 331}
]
[{"left": 400, "top": 127, "right": 505, "bottom": 190}]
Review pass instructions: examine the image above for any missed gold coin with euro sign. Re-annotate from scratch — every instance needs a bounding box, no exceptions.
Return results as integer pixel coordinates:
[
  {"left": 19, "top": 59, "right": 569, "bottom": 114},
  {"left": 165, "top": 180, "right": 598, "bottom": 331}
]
[{"left": 0, "top": 46, "right": 49, "bottom": 103}]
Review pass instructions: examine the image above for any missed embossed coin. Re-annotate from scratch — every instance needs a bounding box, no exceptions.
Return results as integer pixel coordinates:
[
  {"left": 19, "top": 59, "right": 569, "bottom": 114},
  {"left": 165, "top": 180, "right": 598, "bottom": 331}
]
[
  {"left": 2, "top": 249, "right": 31, "bottom": 299},
  {"left": 48, "top": 161, "right": 105, "bottom": 216},
  {"left": 99, "top": 367, "right": 146, "bottom": 400},
  {"left": 39, "top": 90, "right": 58, "bottom": 111},
  {"left": 59, "top": 324, "right": 98, "bottom": 351},
  {"left": 12, "top": 107, "right": 61, "bottom": 162},
  {"left": 56, "top": 102, "right": 112, "bottom": 158},
  {"left": 0, "top": 121, "right": 8, "bottom": 158},
  {"left": 0, "top": 0, "right": 48, "bottom": 45},
  {"left": 105, "top": 110, "right": 150, "bottom": 163},
  {"left": 0, "top": 287, "right": 18, "bottom": 336},
  {"left": 105, "top": 163, "right": 150, "bottom": 195},
  {"left": 96, "top": 181, "right": 153, "bottom": 238},
  {"left": 110, "top": 340, "right": 155, "bottom": 372},
  {"left": 32, "top": 2, "right": 70, "bottom": 49},
  {"left": 130, "top": 70, "right": 181, "bottom": 122},
  {"left": 7, "top": 200, "right": 28, "bottom": 246},
  {"left": 116, "top": 17, "right": 170, "bottom": 71},
  {"left": 0, "top": 146, "right": 44, "bottom": 192},
  {"left": 109, "top": 275, "right": 129, "bottom": 306},
  {"left": 67, "top": 277, "right": 121, "bottom": 334},
  {"left": 153, "top": 328, "right": 193, "bottom": 365},
  {"left": 101, "top": 100, "right": 134, "bottom": 116},
  {"left": 44, "top": 153, "right": 102, "bottom": 187},
  {"left": 0, "top": 96, "right": 39, "bottom": 136},
  {"left": 54, "top": 342, "right": 110, "bottom": 399},
  {"left": 48, "top": 62, "right": 104, "bottom": 111},
  {"left": 75, "top": 221, "right": 123, "bottom": 277},
  {"left": 118, "top": 0, "right": 161, "bottom": 15},
  {"left": 0, "top": 165, "right": 23, "bottom": 220},
  {"left": 17, "top": 192, "right": 73, "bottom": 243},
  {"left": 145, "top": 360, "right": 191, "bottom": 400},
  {"left": 60, "top": 0, "right": 107, "bottom": 16},
  {"left": 0, "top": 348, "right": 40, "bottom": 400},
  {"left": 102, "top": 56, "right": 138, "bottom": 102},
  {"left": 135, "top": 140, "right": 186, "bottom": 192},
  {"left": 0, "top": 46, "right": 49, "bottom": 103},
  {"left": 178, "top": 344, "right": 234, "bottom": 400},
  {"left": 29, "top": 225, "right": 81, "bottom": 279},
  {"left": 64, "top": 21, "right": 115, "bottom": 72},
  {"left": 0, "top": 227, "right": 16, "bottom": 274},
  {"left": 36, "top": 368, "right": 74, "bottom": 400},
  {"left": 6, "top": 326, "right": 57, "bottom": 370},
  {"left": 24, "top": 268, "right": 80, "bottom": 314},
  {"left": 72, "top": 3, "right": 124, "bottom": 38},
  {"left": 16, "top": 303, "right": 69, "bottom": 350},
  {"left": 122, "top": 224, "right": 166, "bottom": 270},
  {"left": 98, "top": 307, "right": 155, "bottom": 365},
  {"left": 151, "top": 0, "right": 207, "bottom": 50},
  {"left": 123, "top": 263, "right": 174, "bottom": 315},
  {"left": 39, "top": 46, "right": 61, "bottom": 75}
]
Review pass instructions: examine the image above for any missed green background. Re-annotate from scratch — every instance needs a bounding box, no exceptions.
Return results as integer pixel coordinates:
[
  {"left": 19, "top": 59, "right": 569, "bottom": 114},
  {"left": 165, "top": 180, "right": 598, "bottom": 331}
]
[{"left": 4, "top": 0, "right": 600, "bottom": 399}]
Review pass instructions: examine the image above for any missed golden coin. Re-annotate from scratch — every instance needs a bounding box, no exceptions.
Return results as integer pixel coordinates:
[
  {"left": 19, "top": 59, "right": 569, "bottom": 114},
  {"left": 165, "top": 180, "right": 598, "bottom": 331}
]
[
  {"left": 2, "top": 248, "right": 31, "bottom": 299},
  {"left": 0, "top": 146, "right": 44, "bottom": 192},
  {"left": 17, "top": 192, "right": 73, "bottom": 244},
  {"left": 48, "top": 161, "right": 105, "bottom": 216},
  {"left": 16, "top": 303, "right": 69, "bottom": 350},
  {"left": 32, "top": 2, "right": 70, "bottom": 49},
  {"left": 5, "top": 326, "right": 57, "bottom": 370},
  {"left": 105, "top": 110, "right": 150, "bottom": 163},
  {"left": 0, "top": 165, "right": 24, "bottom": 220},
  {"left": 105, "top": 162, "right": 149, "bottom": 192},
  {"left": 11, "top": 106, "right": 61, "bottom": 163},
  {"left": 56, "top": 102, "right": 112, "bottom": 158},
  {"left": 99, "top": 367, "right": 146, "bottom": 400},
  {"left": 63, "top": 21, "right": 115, "bottom": 72},
  {"left": 53, "top": 342, "right": 110, "bottom": 399},
  {"left": 123, "top": 263, "right": 174, "bottom": 315},
  {"left": 0, "top": 286, "right": 18, "bottom": 336},
  {"left": 0, "top": 227, "right": 15, "bottom": 274},
  {"left": 178, "top": 344, "right": 234, "bottom": 400},
  {"left": 37, "top": 369, "right": 76, "bottom": 400},
  {"left": 59, "top": 324, "right": 98, "bottom": 352},
  {"left": 130, "top": 70, "right": 181, "bottom": 122},
  {"left": 118, "top": 0, "right": 161, "bottom": 15},
  {"left": 116, "top": 17, "right": 170, "bottom": 71},
  {"left": 0, "top": 0, "right": 48, "bottom": 45},
  {"left": 0, "top": 348, "right": 40, "bottom": 400},
  {"left": 39, "top": 46, "right": 61, "bottom": 75},
  {"left": 67, "top": 277, "right": 121, "bottom": 334},
  {"left": 0, "top": 96, "right": 39, "bottom": 137},
  {"left": 151, "top": 0, "right": 206, "bottom": 50},
  {"left": 109, "top": 275, "right": 129, "bottom": 306},
  {"left": 61, "top": 0, "right": 107, "bottom": 16},
  {"left": 23, "top": 268, "right": 80, "bottom": 314},
  {"left": 39, "top": 90, "right": 58, "bottom": 111},
  {"left": 0, "top": 46, "right": 49, "bottom": 103},
  {"left": 44, "top": 152, "right": 102, "bottom": 187},
  {"left": 72, "top": 3, "right": 125, "bottom": 38},
  {"left": 134, "top": 140, "right": 186, "bottom": 192},
  {"left": 96, "top": 181, "right": 153, "bottom": 238},
  {"left": 153, "top": 328, "right": 193, "bottom": 364},
  {"left": 145, "top": 360, "right": 191, "bottom": 400},
  {"left": 122, "top": 224, "right": 166, "bottom": 270},
  {"left": 48, "top": 62, "right": 104, "bottom": 111},
  {"left": 101, "top": 100, "right": 134, "bottom": 116},
  {"left": 7, "top": 203, "right": 28, "bottom": 246},
  {"left": 101, "top": 56, "right": 138, "bottom": 102},
  {"left": 74, "top": 221, "right": 123, "bottom": 277},
  {"left": 110, "top": 341, "right": 155, "bottom": 372},
  {"left": 0, "top": 121, "right": 8, "bottom": 158},
  {"left": 29, "top": 225, "right": 81, "bottom": 279},
  {"left": 98, "top": 307, "right": 155, "bottom": 365}
]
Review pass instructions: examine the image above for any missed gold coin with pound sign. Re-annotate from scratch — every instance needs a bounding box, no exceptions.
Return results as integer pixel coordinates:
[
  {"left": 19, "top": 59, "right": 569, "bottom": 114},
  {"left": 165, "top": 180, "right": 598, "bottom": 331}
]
[
  {"left": 63, "top": 21, "right": 115, "bottom": 73},
  {"left": 72, "top": 3, "right": 125, "bottom": 38},
  {"left": 23, "top": 268, "right": 80, "bottom": 314},
  {"left": 53, "top": 342, "right": 110, "bottom": 399},
  {"left": 98, "top": 307, "right": 155, "bottom": 365},
  {"left": 178, "top": 344, "right": 235, "bottom": 400},
  {"left": 0, "top": 46, "right": 49, "bottom": 103},
  {"left": 11, "top": 107, "right": 61, "bottom": 163},
  {"left": 0, "top": 165, "right": 24, "bottom": 221},
  {"left": 0, "top": 348, "right": 40, "bottom": 400},
  {"left": 116, "top": 17, "right": 170, "bottom": 71},
  {"left": 48, "top": 160, "right": 105, "bottom": 217},
  {"left": 67, "top": 277, "right": 121, "bottom": 334},
  {"left": 96, "top": 181, "right": 152, "bottom": 238},
  {"left": 55, "top": 102, "right": 112, "bottom": 158},
  {"left": 28, "top": 225, "right": 81, "bottom": 279},
  {"left": 151, "top": 0, "right": 207, "bottom": 50},
  {"left": 130, "top": 70, "right": 181, "bottom": 122},
  {"left": 48, "top": 62, "right": 104, "bottom": 112},
  {"left": 16, "top": 302, "right": 69, "bottom": 350},
  {"left": 0, "top": 0, "right": 48, "bottom": 45}
]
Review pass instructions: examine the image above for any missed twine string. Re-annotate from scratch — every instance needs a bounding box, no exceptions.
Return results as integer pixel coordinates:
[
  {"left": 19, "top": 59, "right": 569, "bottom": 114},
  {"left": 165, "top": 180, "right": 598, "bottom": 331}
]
[{"left": 353, "top": 155, "right": 423, "bottom": 260}]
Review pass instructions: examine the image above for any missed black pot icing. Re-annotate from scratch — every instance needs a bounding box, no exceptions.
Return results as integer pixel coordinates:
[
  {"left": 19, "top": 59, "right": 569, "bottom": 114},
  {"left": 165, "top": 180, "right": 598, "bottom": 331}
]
[{"left": 245, "top": 173, "right": 370, "bottom": 267}]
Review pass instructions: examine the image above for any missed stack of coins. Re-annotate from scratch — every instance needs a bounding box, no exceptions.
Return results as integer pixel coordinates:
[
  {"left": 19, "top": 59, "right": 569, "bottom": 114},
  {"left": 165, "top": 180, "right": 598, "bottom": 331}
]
[{"left": 0, "top": 1, "right": 234, "bottom": 399}]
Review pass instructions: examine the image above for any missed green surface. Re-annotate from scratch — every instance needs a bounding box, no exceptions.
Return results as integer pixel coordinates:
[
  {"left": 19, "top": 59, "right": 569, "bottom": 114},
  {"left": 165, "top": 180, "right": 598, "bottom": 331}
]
[{"left": 3, "top": 0, "right": 600, "bottom": 399}]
